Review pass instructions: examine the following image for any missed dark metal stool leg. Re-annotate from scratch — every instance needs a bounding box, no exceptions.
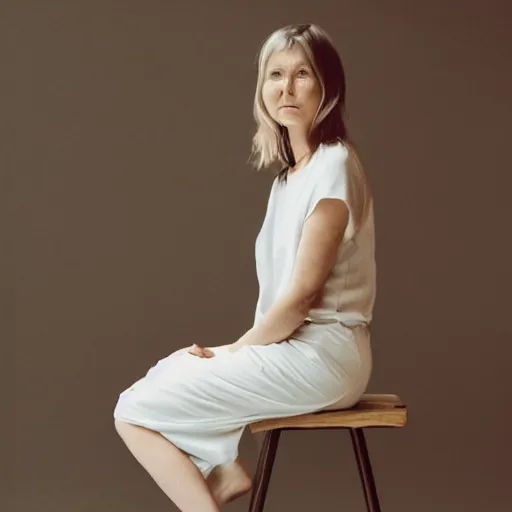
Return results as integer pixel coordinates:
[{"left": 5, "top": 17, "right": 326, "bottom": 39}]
[
  {"left": 350, "top": 428, "right": 381, "bottom": 512},
  {"left": 248, "top": 429, "right": 281, "bottom": 512}
]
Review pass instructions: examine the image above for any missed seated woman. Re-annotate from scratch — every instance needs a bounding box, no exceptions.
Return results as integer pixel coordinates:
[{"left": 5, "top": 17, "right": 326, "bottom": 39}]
[{"left": 113, "top": 23, "right": 376, "bottom": 512}]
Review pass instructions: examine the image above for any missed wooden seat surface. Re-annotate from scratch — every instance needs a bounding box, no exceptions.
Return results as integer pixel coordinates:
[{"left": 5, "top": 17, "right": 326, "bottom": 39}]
[{"left": 249, "top": 394, "right": 407, "bottom": 433}]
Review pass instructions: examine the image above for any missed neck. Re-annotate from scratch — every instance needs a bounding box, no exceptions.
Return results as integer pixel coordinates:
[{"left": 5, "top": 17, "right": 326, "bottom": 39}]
[{"left": 287, "top": 127, "right": 311, "bottom": 165}]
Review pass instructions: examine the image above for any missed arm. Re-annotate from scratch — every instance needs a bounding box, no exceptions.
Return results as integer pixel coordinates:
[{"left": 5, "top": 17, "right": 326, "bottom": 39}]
[{"left": 230, "top": 197, "right": 349, "bottom": 351}]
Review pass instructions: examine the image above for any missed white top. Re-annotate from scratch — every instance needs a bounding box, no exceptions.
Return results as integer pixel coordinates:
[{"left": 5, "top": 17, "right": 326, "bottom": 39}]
[{"left": 253, "top": 141, "right": 376, "bottom": 332}]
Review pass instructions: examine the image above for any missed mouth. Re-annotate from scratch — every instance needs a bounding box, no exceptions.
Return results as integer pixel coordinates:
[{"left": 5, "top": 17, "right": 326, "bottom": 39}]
[{"left": 280, "top": 105, "right": 299, "bottom": 110}]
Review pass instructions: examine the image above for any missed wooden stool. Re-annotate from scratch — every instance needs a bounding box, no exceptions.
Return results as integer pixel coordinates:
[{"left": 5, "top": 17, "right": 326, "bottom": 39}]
[{"left": 247, "top": 394, "right": 407, "bottom": 512}]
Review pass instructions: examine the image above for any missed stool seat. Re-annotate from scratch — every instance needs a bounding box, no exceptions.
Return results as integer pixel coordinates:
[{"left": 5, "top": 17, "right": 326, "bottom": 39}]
[{"left": 249, "top": 393, "right": 407, "bottom": 433}]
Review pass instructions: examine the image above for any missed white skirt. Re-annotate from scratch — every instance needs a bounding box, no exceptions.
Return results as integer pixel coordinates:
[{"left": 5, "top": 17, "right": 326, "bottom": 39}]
[{"left": 113, "top": 323, "right": 372, "bottom": 477}]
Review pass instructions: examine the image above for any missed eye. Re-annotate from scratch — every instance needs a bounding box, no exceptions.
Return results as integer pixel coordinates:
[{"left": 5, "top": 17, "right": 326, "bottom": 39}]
[
  {"left": 297, "top": 68, "right": 310, "bottom": 77},
  {"left": 269, "top": 70, "right": 281, "bottom": 78}
]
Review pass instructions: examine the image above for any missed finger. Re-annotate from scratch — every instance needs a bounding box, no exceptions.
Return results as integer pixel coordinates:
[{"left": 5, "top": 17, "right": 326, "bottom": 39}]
[
  {"left": 188, "top": 344, "right": 204, "bottom": 357},
  {"left": 202, "top": 348, "right": 215, "bottom": 358}
]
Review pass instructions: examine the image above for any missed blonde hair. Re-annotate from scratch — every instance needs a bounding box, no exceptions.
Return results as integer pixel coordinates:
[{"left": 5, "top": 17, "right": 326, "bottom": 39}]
[{"left": 250, "top": 24, "right": 349, "bottom": 177}]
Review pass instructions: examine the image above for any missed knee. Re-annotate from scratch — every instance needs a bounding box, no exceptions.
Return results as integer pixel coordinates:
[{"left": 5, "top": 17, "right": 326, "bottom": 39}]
[
  {"left": 113, "top": 394, "right": 135, "bottom": 436},
  {"left": 114, "top": 418, "right": 140, "bottom": 441},
  {"left": 113, "top": 389, "right": 136, "bottom": 428},
  {"left": 114, "top": 418, "right": 127, "bottom": 436}
]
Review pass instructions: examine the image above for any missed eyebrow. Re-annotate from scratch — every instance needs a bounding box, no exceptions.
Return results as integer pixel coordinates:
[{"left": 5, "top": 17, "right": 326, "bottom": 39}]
[{"left": 268, "top": 61, "right": 310, "bottom": 70}]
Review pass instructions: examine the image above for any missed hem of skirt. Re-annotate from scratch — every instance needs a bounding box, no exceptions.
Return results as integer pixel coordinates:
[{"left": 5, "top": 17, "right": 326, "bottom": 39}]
[{"left": 113, "top": 412, "right": 240, "bottom": 480}]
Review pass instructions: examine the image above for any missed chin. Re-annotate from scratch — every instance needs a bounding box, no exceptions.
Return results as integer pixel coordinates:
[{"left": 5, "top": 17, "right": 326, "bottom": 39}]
[
  {"left": 277, "top": 115, "right": 302, "bottom": 126},
  {"left": 280, "top": 120, "right": 305, "bottom": 130}
]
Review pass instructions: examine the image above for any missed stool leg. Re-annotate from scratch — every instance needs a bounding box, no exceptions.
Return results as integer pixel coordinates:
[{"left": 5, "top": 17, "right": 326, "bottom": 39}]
[
  {"left": 350, "top": 428, "right": 381, "bottom": 512},
  {"left": 248, "top": 430, "right": 281, "bottom": 512}
]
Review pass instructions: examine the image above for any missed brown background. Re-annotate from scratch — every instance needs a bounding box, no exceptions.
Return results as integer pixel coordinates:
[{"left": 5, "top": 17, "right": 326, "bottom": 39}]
[{"left": 5, "top": 0, "right": 512, "bottom": 511}]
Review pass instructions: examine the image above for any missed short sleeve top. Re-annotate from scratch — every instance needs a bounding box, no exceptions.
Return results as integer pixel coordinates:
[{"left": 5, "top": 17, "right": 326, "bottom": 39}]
[{"left": 253, "top": 141, "right": 376, "bottom": 330}]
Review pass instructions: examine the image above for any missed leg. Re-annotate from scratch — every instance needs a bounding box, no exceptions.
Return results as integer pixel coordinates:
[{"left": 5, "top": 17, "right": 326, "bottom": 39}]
[
  {"left": 113, "top": 340, "right": 355, "bottom": 506},
  {"left": 248, "top": 429, "right": 281, "bottom": 512},
  {"left": 114, "top": 420, "right": 220, "bottom": 512},
  {"left": 349, "top": 428, "right": 381, "bottom": 512}
]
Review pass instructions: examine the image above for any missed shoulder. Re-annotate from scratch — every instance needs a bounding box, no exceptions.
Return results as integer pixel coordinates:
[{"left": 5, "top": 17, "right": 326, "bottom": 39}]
[
  {"left": 312, "top": 141, "right": 362, "bottom": 187},
  {"left": 317, "top": 141, "right": 361, "bottom": 171}
]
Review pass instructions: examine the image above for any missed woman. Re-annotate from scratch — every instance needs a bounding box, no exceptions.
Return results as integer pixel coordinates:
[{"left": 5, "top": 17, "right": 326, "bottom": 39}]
[{"left": 114, "top": 23, "right": 376, "bottom": 512}]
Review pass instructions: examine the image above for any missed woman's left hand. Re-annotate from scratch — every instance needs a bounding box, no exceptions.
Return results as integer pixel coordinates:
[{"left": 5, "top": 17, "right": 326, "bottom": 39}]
[
  {"left": 188, "top": 344, "right": 216, "bottom": 358},
  {"left": 188, "top": 342, "right": 243, "bottom": 358}
]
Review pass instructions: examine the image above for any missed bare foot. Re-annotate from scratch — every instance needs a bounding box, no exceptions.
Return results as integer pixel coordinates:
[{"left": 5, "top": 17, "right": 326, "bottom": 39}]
[{"left": 207, "top": 458, "right": 253, "bottom": 505}]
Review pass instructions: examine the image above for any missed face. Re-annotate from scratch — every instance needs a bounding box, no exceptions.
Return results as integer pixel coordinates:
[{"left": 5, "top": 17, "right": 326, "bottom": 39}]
[{"left": 261, "top": 46, "right": 322, "bottom": 132}]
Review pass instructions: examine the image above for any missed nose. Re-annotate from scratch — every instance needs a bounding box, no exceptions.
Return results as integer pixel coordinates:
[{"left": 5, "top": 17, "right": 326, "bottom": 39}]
[{"left": 283, "top": 75, "right": 295, "bottom": 95}]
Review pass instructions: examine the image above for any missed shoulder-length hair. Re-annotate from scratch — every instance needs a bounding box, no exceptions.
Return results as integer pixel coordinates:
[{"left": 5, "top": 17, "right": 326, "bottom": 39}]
[{"left": 251, "top": 24, "right": 349, "bottom": 179}]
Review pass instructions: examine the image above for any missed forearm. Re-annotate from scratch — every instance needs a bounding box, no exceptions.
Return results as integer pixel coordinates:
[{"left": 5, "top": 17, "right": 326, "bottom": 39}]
[{"left": 232, "top": 292, "right": 313, "bottom": 349}]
